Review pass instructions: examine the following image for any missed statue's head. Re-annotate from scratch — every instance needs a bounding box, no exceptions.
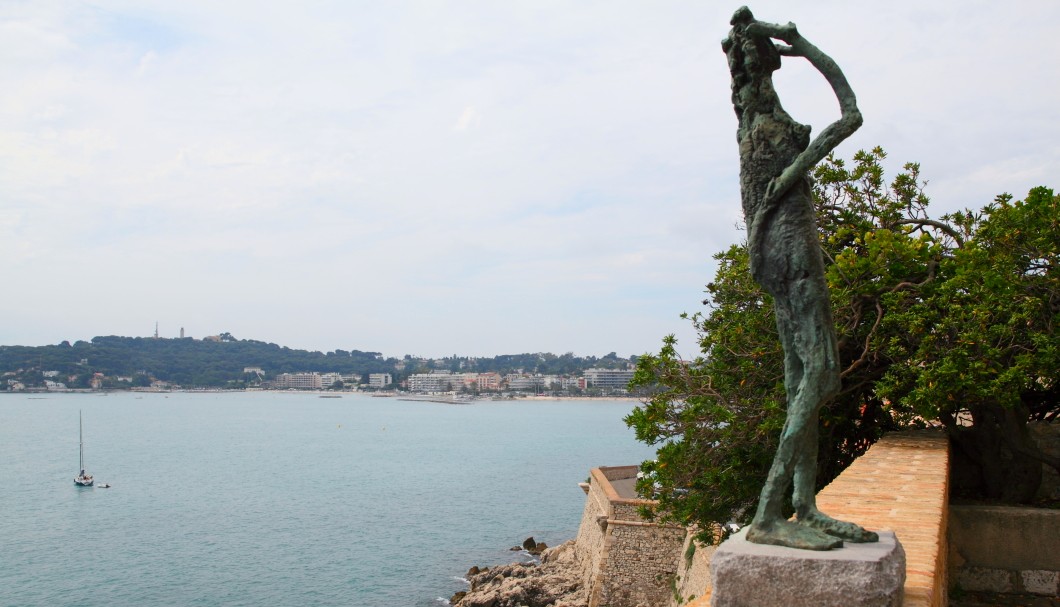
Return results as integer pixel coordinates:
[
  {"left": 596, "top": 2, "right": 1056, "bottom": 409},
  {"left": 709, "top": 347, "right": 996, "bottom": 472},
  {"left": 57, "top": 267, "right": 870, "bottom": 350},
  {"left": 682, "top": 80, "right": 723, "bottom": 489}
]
[
  {"left": 729, "top": 5, "right": 754, "bottom": 27},
  {"left": 722, "top": 6, "right": 781, "bottom": 78}
]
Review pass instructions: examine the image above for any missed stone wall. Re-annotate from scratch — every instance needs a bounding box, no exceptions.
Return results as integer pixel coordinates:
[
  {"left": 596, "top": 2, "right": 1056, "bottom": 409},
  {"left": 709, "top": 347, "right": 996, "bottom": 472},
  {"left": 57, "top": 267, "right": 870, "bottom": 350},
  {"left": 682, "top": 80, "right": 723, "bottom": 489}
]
[
  {"left": 814, "top": 430, "right": 951, "bottom": 607},
  {"left": 949, "top": 504, "right": 1060, "bottom": 596},
  {"left": 575, "top": 466, "right": 689, "bottom": 607},
  {"left": 599, "top": 521, "right": 687, "bottom": 607},
  {"left": 1030, "top": 422, "right": 1060, "bottom": 502},
  {"left": 670, "top": 533, "right": 715, "bottom": 607},
  {"left": 575, "top": 470, "right": 611, "bottom": 599}
]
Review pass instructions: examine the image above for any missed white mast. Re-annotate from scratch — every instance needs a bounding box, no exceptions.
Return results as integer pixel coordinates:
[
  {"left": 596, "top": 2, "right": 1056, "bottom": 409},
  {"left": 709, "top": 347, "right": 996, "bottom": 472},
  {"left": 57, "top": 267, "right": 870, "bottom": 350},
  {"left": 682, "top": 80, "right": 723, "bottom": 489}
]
[{"left": 79, "top": 410, "right": 85, "bottom": 472}]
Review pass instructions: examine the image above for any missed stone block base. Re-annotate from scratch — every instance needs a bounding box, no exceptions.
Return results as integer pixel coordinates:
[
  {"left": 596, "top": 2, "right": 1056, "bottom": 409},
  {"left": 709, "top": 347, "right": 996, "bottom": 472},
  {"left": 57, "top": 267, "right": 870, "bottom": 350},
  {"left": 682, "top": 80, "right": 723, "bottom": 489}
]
[{"left": 710, "top": 528, "right": 905, "bottom": 607}]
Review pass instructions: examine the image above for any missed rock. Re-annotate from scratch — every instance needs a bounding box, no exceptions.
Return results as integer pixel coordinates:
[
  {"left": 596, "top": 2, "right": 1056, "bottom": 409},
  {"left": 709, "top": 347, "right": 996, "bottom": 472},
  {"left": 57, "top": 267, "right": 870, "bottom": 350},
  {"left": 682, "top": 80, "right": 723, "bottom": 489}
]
[
  {"left": 711, "top": 528, "right": 906, "bottom": 607},
  {"left": 449, "top": 590, "right": 467, "bottom": 604},
  {"left": 453, "top": 540, "right": 587, "bottom": 607},
  {"left": 467, "top": 566, "right": 482, "bottom": 577},
  {"left": 519, "top": 537, "right": 549, "bottom": 555},
  {"left": 510, "top": 546, "right": 522, "bottom": 551}
]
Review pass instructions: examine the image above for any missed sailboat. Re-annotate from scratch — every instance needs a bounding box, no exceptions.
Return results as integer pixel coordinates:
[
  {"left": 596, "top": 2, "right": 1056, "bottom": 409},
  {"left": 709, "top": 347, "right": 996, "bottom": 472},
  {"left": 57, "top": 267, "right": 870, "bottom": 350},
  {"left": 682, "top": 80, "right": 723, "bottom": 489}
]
[{"left": 74, "top": 410, "right": 94, "bottom": 487}]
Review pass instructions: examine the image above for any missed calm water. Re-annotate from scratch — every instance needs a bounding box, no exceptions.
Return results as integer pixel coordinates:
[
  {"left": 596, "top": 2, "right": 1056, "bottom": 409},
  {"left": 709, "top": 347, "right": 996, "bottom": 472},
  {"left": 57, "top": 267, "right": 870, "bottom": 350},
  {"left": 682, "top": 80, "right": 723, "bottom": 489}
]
[{"left": 0, "top": 392, "right": 655, "bottom": 606}]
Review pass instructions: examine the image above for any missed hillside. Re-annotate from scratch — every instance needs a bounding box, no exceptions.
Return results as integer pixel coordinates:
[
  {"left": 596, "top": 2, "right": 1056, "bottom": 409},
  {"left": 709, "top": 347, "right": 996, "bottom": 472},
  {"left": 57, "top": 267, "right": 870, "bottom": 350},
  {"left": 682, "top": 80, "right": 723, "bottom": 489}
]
[{"left": 0, "top": 335, "right": 634, "bottom": 389}]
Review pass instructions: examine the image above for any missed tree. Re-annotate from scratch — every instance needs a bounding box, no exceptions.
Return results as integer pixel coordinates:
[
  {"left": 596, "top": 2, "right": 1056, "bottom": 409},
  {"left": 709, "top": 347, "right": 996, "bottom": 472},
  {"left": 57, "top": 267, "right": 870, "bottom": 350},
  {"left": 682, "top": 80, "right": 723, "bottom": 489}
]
[
  {"left": 876, "top": 186, "right": 1059, "bottom": 500},
  {"left": 627, "top": 149, "right": 1059, "bottom": 541}
]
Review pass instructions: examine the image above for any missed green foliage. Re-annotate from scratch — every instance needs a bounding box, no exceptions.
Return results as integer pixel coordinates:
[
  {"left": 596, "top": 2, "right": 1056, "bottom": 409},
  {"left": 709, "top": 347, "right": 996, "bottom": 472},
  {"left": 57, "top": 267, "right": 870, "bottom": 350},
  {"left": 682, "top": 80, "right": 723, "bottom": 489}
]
[
  {"left": 875, "top": 186, "right": 1059, "bottom": 501},
  {"left": 628, "top": 148, "right": 1059, "bottom": 538},
  {"left": 877, "top": 187, "right": 1059, "bottom": 425},
  {"left": 0, "top": 337, "right": 397, "bottom": 388}
]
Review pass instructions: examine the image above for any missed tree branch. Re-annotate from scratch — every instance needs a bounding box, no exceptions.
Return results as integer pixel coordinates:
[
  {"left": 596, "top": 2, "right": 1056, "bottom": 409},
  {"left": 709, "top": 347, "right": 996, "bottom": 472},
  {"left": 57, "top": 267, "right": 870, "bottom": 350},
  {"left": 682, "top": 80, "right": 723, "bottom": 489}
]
[{"left": 896, "top": 218, "right": 965, "bottom": 247}]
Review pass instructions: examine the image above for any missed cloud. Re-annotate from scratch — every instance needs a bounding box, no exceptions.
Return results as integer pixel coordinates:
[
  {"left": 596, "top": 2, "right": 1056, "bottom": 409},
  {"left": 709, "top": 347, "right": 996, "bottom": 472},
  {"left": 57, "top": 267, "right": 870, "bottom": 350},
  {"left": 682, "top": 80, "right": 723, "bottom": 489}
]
[
  {"left": 135, "top": 50, "right": 158, "bottom": 76},
  {"left": 1, "top": 1, "right": 1058, "bottom": 356},
  {"left": 453, "top": 106, "right": 481, "bottom": 131}
]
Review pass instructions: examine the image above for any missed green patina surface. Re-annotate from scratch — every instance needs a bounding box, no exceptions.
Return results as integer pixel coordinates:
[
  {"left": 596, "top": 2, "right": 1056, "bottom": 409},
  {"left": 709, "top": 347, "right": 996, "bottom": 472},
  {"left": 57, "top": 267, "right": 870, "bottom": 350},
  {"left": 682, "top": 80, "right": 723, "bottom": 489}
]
[{"left": 722, "top": 6, "right": 878, "bottom": 551}]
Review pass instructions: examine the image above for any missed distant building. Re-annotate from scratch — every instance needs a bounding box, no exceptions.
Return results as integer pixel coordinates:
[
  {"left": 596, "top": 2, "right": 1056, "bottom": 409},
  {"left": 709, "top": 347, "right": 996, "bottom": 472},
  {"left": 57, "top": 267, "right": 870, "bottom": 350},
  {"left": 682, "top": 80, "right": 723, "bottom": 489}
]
[
  {"left": 407, "top": 370, "right": 475, "bottom": 392},
  {"left": 475, "top": 372, "right": 501, "bottom": 391},
  {"left": 407, "top": 371, "right": 450, "bottom": 392},
  {"left": 320, "top": 373, "right": 343, "bottom": 388},
  {"left": 273, "top": 372, "right": 323, "bottom": 389},
  {"left": 244, "top": 367, "right": 265, "bottom": 376},
  {"left": 583, "top": 368, "right": 635, "bottom": 391},
  {"left": 556, "top": 376, "right": 583, "bottom": 391},
  {"left": 506, "top": 374, "right": 549, "bottom": 391},
  {"left": 368, "top": 373, "right": 392, "bottom": 389}
]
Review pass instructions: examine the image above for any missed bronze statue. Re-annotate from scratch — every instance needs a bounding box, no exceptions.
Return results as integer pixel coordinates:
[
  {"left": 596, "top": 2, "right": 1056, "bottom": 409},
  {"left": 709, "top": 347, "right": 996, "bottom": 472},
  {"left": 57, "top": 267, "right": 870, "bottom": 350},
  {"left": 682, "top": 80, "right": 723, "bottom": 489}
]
[{"left": 722, "top": 6, "right": 879, "bottom": 550}]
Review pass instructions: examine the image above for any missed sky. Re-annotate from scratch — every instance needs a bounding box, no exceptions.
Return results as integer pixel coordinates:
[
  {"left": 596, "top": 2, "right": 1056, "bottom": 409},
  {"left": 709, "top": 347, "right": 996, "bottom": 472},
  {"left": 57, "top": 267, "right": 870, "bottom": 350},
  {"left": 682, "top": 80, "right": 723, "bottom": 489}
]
[{"left": 2, "top": 1, "right": 1058, "bottom": 359}]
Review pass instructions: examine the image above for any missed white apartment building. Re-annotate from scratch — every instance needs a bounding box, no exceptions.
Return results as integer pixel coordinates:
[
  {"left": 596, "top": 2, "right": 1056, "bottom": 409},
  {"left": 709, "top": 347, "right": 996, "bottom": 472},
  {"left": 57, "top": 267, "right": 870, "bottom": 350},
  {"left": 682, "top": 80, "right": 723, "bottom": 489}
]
[
  {"left": 407, "top": 371, "right": 477, "bottom": 392},
  {"left": 320, "top": 373, "right": 343, "bottom": 388},
  {"left": 407, "top": 371, "right": 453, "bottom": 392},
  {"left": 369, "top": 373, "right": 393, "bottom": 388},
  {"left": 273, "top": 372, "right": 323, "bottom": 389},
  {"left": 583, "top": 368, "right": 635, "bottom": 391},
  {"left": 506, "top": 374, "right": 553, "bottom": 391},
  {"left": 556, "top": 376, "right": 584, "bottom": 391}
]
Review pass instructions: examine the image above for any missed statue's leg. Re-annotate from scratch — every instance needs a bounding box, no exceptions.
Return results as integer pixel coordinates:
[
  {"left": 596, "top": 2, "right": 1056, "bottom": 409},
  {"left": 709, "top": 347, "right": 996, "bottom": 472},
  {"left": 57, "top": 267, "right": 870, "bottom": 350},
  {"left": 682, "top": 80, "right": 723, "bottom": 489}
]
[
  {"left": 789, "top": 290, "right": 879, "bottom": 543},
  {"left": 793, "top": 424, "right": 878, "bottom": 542},
  {"left": 746, "top": 301, "right": 842, "bottom": 551}
]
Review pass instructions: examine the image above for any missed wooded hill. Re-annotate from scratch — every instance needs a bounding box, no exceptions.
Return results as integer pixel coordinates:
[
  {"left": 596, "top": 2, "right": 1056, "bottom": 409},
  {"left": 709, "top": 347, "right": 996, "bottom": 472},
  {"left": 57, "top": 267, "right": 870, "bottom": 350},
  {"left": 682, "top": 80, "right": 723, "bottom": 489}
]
[{"left": 0, "top": 335, "right": 635, "bottom": 389}]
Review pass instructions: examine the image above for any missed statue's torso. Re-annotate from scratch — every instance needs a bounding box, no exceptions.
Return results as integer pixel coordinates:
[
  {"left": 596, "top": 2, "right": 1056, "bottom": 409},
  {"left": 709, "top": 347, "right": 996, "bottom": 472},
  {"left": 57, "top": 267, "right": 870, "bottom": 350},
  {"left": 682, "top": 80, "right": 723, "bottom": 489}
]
[{"left": 734, "top": 82, "right": 821, "bottom": 296}]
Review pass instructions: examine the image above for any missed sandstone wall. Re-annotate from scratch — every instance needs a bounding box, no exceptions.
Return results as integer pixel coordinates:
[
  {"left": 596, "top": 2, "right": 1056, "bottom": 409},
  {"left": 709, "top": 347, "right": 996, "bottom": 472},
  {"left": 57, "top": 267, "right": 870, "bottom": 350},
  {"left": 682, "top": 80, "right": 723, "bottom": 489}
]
[
  {"left": 575, "top": 466, "right": 689, "bottom": 607},
  {"left": 670, "top": 533, "right": 715, "bottom": 607},
  {"left": 575, "top": 470, "right": 611, "bottom": 599},
  {"left": 597, "top": 521, "right": 686, "bottom": 607}
]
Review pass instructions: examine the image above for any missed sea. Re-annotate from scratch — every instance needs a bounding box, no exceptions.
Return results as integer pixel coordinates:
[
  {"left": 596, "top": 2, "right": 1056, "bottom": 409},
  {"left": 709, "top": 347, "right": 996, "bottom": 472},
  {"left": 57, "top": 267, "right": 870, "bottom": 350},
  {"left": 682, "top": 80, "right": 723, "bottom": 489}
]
[{"left": 0, "top": 391, "right": 656, "bottom": 606}]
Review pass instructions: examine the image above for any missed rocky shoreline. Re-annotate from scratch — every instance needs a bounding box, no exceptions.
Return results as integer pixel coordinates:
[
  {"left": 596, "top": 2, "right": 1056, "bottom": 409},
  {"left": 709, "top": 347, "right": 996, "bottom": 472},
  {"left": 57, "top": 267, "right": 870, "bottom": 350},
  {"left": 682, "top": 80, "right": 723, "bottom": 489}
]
[{"left": 450, "top": 538, "right": 587, "bottom": 607}]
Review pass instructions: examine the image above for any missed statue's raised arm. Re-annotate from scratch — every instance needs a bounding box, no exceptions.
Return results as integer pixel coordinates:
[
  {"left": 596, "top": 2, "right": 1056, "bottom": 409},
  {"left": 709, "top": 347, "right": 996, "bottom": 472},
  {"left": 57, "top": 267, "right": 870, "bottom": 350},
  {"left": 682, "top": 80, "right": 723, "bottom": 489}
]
[
  {"left": 721, "top": 6, "right": 878, "bottom": 551},
  {"left": 744, "top": 16, "right": 863, "bottom": 205}
]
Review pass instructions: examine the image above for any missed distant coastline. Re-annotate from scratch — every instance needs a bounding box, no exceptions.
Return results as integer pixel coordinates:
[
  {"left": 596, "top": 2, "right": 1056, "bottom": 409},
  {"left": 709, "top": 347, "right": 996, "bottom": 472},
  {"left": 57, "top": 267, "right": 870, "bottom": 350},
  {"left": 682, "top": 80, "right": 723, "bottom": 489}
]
[
  {"left": 1, "top": 335, "right": 642, "bottom": 395},
  {"left": 1, "top": 388, "right": 640, "bottom": 402}
]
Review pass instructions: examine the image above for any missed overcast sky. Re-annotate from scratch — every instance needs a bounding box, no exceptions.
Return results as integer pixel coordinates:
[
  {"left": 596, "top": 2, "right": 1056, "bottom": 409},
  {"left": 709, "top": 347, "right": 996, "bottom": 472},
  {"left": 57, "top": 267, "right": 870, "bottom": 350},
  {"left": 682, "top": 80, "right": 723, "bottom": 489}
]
[{"left": 2, "top": 1, "right": 1058, "bottom": 359}]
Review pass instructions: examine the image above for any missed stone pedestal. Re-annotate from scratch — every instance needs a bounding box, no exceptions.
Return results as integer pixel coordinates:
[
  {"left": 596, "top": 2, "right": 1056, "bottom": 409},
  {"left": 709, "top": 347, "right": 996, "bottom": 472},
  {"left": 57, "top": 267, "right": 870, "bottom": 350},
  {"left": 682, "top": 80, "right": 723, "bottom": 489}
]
[{"left": 710, "top": 528, "right": 905, "bottom": 607}]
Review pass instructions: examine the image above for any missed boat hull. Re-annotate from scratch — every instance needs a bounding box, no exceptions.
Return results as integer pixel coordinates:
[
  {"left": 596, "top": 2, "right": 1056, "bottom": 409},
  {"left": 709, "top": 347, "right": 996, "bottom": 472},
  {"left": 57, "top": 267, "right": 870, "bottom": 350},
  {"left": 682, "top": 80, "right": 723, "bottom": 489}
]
[{"left": 75, "top": 476, "right": 94, "bottom": 487}]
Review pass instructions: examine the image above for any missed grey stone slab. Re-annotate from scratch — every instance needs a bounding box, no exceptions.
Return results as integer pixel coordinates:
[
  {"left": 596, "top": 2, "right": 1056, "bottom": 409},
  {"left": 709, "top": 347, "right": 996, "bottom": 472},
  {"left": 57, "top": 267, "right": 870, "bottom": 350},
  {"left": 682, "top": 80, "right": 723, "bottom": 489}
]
[
  {"left": 957, "top": 566, "right": 1014, "bottom": 593},
  {"left": 1021, "top": 569, "right": 1059, "bottom": 596},
  {"left": 710, "top": 528, "right": 905, "bottom": 607},
  {"left": 608, "top": 476, "right": 639, "bottom": 500}
]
